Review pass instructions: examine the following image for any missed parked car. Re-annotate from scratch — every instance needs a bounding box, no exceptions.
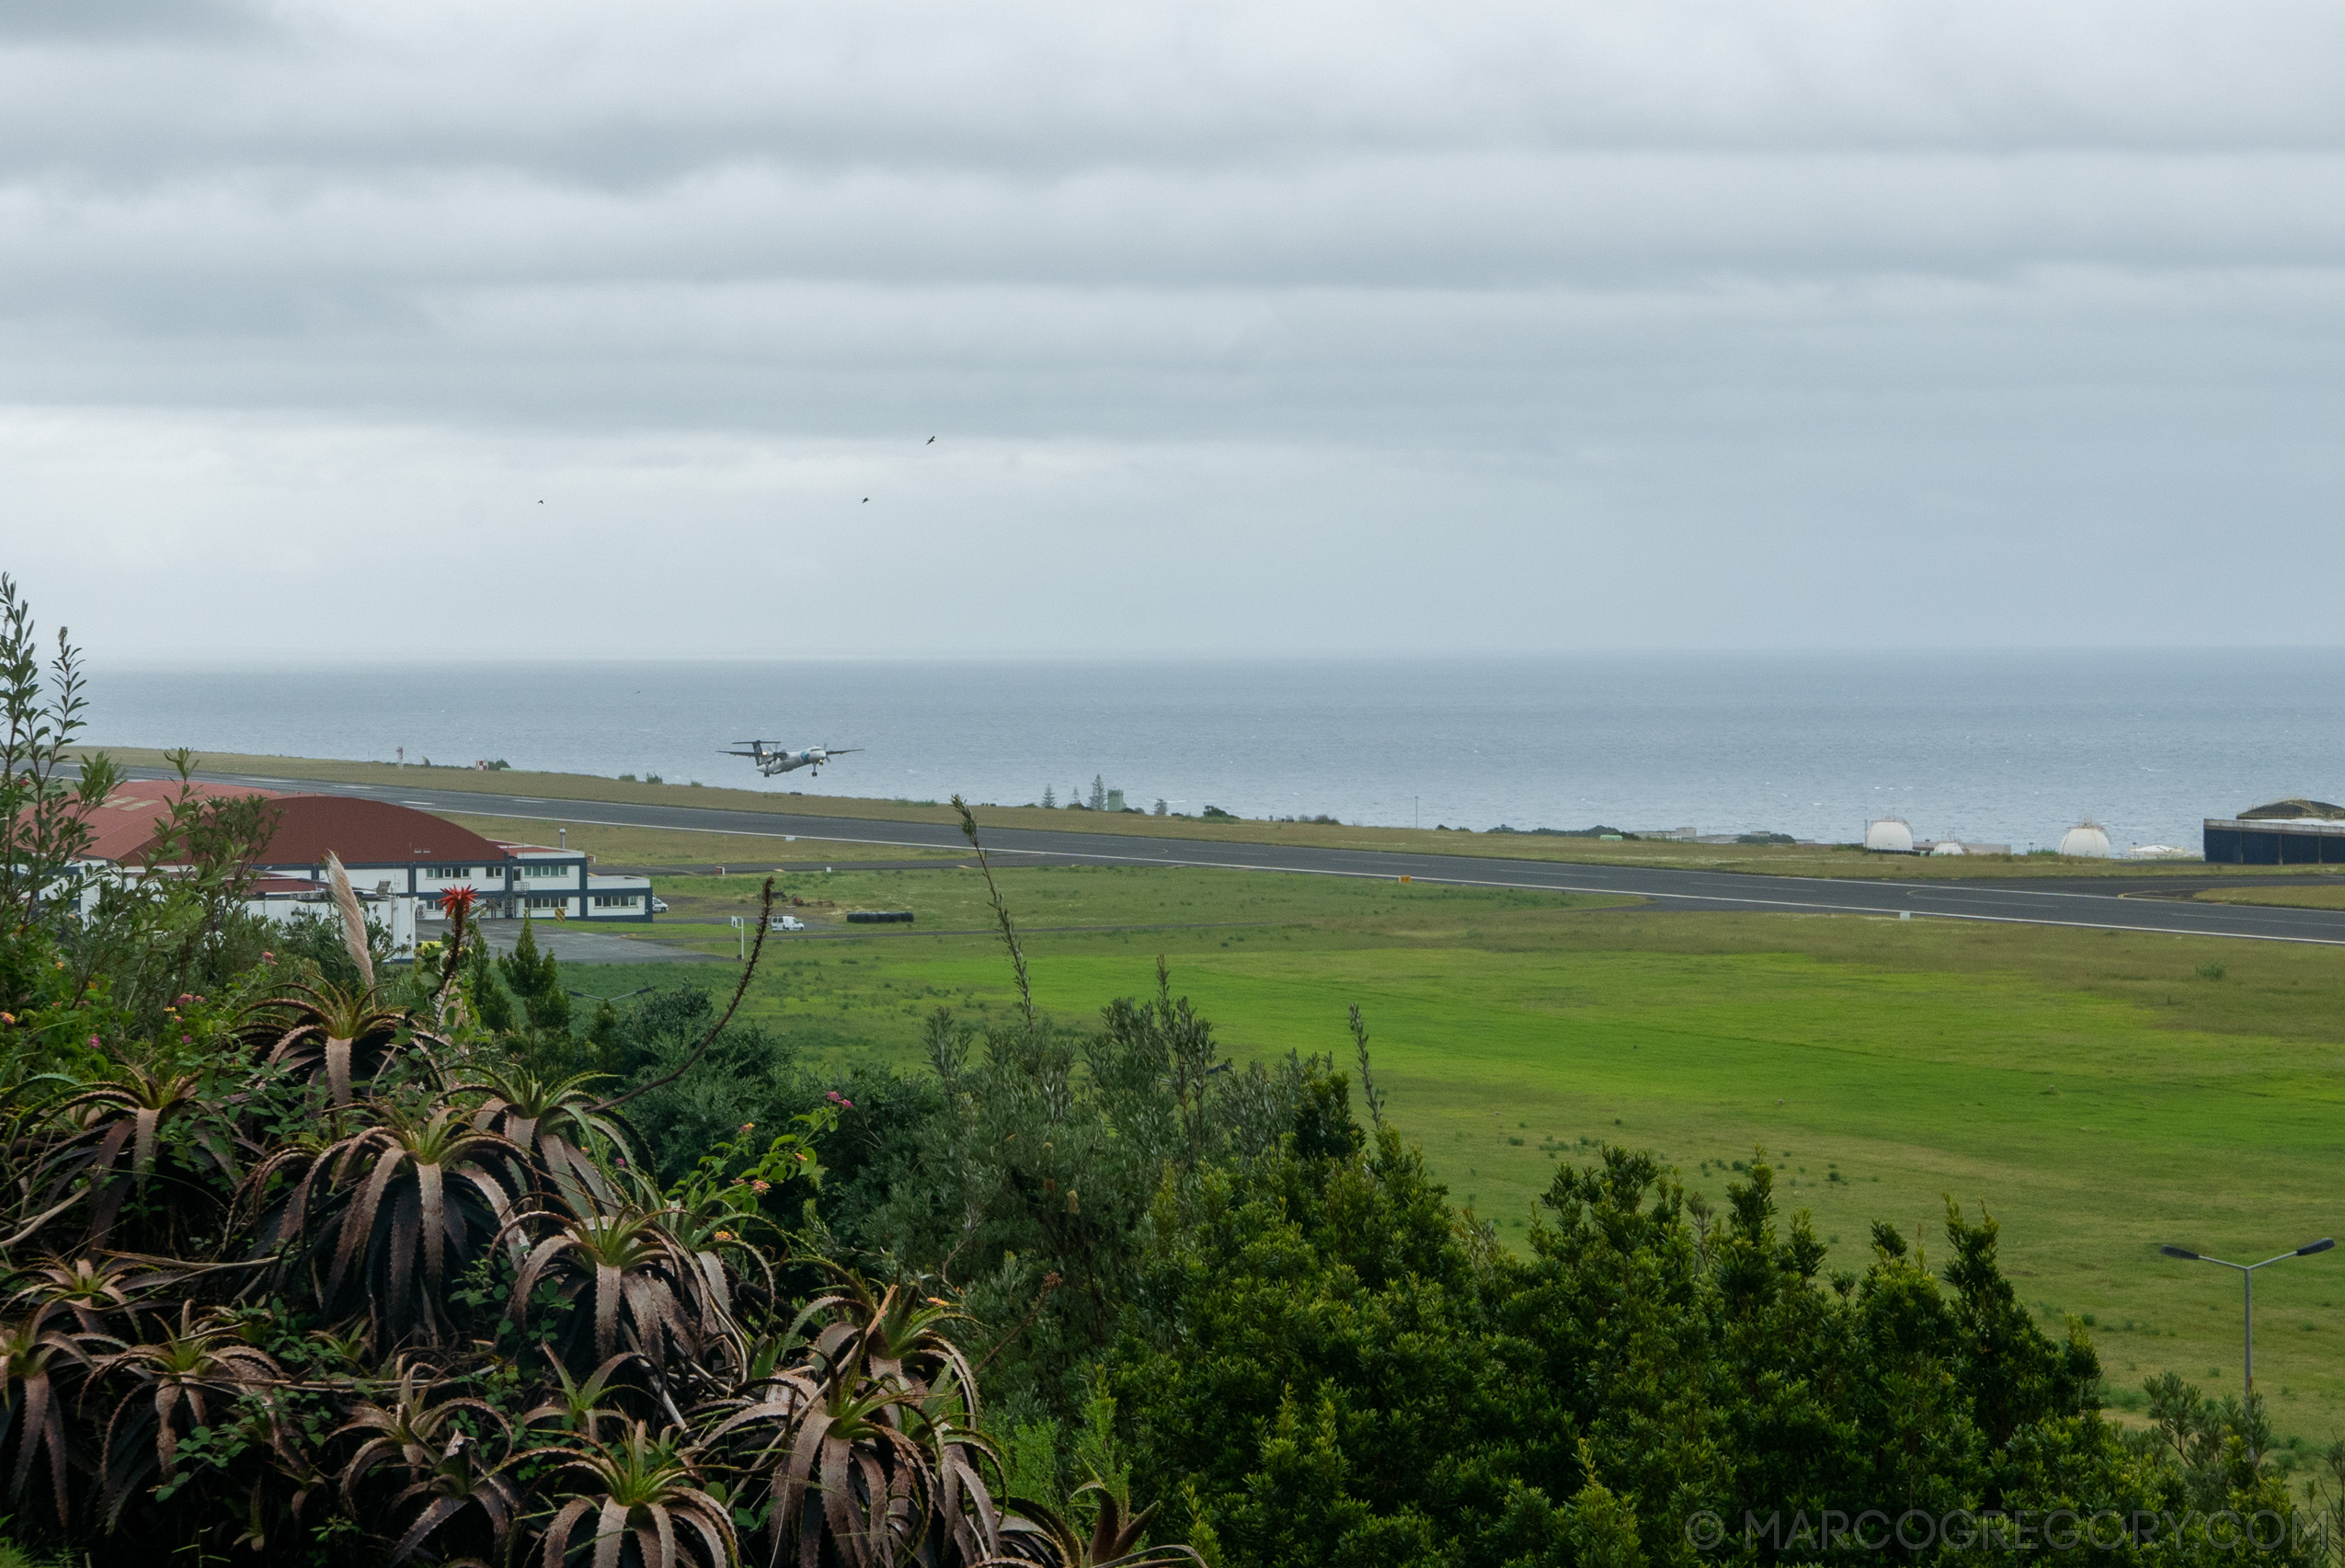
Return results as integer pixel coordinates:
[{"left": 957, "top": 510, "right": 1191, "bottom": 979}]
[
  {"left": 650, "top": 898, "right": 669, "bottom": 913},
  {"left": 770, "top": 914, "right": 806, "bottom": 932}
]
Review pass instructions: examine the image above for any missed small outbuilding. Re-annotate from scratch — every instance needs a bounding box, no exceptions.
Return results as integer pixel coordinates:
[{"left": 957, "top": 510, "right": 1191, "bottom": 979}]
[
  {"left": 2058, "top": 822, "right": 2113, "bottom": 858},
  {"left": 1864, "top": 818, "right": 1915, "bottom": 853}
]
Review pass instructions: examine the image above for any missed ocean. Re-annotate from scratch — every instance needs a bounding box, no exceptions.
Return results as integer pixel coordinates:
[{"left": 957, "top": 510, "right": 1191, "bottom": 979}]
[{"left": 79, "top": 650, "right": 2345, "bottom": 853}]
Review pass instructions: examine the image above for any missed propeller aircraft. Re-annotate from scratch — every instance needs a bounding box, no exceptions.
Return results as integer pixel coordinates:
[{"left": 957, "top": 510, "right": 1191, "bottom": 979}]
[{"left": 722, "top": 740, "right": 862, "bottom": 778}]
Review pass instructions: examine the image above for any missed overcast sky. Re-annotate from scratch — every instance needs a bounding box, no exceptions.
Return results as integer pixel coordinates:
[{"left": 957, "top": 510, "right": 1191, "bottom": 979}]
[{"left": 6, "top": 0, "right": 2342, "bottom": 660}]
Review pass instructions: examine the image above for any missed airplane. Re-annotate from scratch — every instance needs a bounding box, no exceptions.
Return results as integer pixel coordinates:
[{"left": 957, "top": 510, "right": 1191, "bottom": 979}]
[{"left": 722, "top": 740, "right": 862, "bottom": 778}]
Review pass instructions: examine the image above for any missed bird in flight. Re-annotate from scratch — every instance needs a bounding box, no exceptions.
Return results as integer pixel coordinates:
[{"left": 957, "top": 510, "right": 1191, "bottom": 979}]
[
  {"left": 862, "top": 497, "right": 869, "bottom": 503},
  {"left": 926, "top": 436, "right": 935, "bottom": 444}
]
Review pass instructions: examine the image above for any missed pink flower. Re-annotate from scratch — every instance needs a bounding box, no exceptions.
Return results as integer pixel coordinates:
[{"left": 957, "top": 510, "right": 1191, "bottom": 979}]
[
  {"left": 87, "top": 1035, "right": 99, "bottom": 1047},
  {"left": 841, "top": 1099, "right": 853, "bottom": 1109},
  {"left": 739, "top": 1122, "right": 755, "bottom": 1133},
  {"left": 749, "top": 1180, "right": 770, "bottom": 1194}
]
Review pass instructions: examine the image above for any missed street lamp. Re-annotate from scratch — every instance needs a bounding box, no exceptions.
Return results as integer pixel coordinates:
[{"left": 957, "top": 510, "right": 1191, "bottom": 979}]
[{"left": 2158, "top": 1238, "right": 2334, "bottom": 1401}]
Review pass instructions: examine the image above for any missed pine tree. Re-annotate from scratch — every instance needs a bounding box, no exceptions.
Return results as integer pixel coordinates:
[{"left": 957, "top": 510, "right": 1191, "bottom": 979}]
[
  {"left": 466, "top": 936, "right": 514, "bottom": 1033},
  {"left": 496, "top": 912, "right": 571, "bottom": 1034},
  {"left": 1089, "top": 774, "right": 1108, "bottom": 812},
  {"left": 1042, "top": 784, "right": 1057, "bottom": 809}
]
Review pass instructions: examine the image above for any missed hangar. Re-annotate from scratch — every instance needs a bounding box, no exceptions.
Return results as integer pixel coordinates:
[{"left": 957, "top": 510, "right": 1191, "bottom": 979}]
[{"left": 2202, "top": 798, "right": 2345, "bottom": 864}]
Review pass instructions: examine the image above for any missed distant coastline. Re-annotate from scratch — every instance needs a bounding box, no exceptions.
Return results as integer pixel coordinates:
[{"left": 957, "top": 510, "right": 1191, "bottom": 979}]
[{"left": 81, "top": 648, "right": 2345, "bottom": 851}]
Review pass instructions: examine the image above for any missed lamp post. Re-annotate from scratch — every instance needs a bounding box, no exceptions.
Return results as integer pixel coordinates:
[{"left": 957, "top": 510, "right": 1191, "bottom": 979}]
[{"left": 2158, "top": 1237, "right": 2334, "bottom": 1404}]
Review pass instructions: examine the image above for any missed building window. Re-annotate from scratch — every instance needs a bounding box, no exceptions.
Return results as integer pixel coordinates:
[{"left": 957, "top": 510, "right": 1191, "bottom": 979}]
[
  {"left": 521, "top": 863, "right": 570, "bottom": 878},
  {"left": 527, "top": 896, "right": 566, "bottom": 910},
  {"left": 426, "top": 865, "right": 471, "bottom": 878},
  {"left": 592, "top": 895, "right": 638, "bottom": 909}
]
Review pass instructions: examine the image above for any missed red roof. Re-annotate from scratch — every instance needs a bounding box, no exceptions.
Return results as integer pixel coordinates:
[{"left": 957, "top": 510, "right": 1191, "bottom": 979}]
[
  {"left": 70, "top": 784, "right": 506, "bottom": 870},
  {"left": 253, "top": 796, "right": 509, "bottom": 868},
  {"left": 69, "top": 780, "right": 285, "bottom": 864}
]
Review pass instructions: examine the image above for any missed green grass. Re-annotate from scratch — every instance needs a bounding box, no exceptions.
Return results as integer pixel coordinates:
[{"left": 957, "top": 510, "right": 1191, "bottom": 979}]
[
  {"left": 554, "top": 847, "right": 2345, "bottom": 1437},
  {"left": 614, "top": 863, "right": 1630, "bottom": 944},
  {"left": 2194, "top": 884, "right": 2345, "bottom": 910},
  {"left": 442, "top": 815, "right": 968, "bottom": 867}
]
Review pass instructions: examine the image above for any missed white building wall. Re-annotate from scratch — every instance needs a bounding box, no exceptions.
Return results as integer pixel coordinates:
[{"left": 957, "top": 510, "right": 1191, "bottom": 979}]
[
  {"left": 244, "top": 891, "right": 419, "bottom": 962},
  {"left": 414, "top": 866, "right": 508, "bottom": 894}
]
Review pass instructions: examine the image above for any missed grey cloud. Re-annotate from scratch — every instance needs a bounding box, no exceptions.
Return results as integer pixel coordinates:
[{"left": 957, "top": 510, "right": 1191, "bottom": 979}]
[
  {"left": 5, "top": 0, "right": 2345, "bottom": 658},
  {"left": 6, "top": 2, "right": 2345, "bottom": 189},
  {"left": 0, "top": 0, "right": 262, "bottom": 43}
]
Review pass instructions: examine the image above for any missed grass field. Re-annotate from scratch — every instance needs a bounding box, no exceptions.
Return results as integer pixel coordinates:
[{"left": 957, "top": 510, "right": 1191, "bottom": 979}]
[
  {"left": 2195, "top": 884, "right": 2345, "bottom": 910},
  {"left": 86, "top": 745, "right": 2327, "bottom": 883},
  {"left": 97, "top": 753, "right": 2345, "bottom": 1425},
  {"left": 506, "top": 820, "right": 2345, "bottom": 1441},
  {"left": 440, "top": 815, "right": 968, "bottom": 867}
]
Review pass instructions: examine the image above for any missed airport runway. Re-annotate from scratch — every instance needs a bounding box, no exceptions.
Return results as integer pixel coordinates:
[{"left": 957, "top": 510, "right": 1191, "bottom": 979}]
[{"left": 132, "top": 767, "right": 2345, "bottom": 948}]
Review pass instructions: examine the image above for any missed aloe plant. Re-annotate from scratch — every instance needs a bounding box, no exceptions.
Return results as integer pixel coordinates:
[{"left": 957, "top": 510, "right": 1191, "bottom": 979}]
[
  {"left": 711, "top": 1274, "right": 1004, "bottom": 1568},
  {"left": 336, "top": 1359, "right": 530, "bottom": 1565},
  {"left": 88, "top": 1302, "right": 280, "bottom": 1527},
  {"left": 540, "top": 1421, "right": 737, "bottom": 1568},
  {"left": 4, "top": 1253, "right": 159, "bottom": 1335},
  {"left": 0, "top": 1299, "right": 97, "bottom": 1527},
  {"left": 22, "top": 1065, "right": 234, "bottom": 1246},
  {"left": 239, "top": 980, "right": 443, "bottom": 1108},
  {"left": 510, "top": 1201, "right": 736, "bottom": 1377},
  {"left": 984, "top": 1486, "right": 1205, "bottom": 1568},
  {"left": 466, "top": 1063, "right": 635, "bottom": 1208},
  {"left": 246, "top": 1104, "right": 526, "bottom": 1344},
  {"left": 524, "top": 1351, "right": 649, "bottom": 1445}
]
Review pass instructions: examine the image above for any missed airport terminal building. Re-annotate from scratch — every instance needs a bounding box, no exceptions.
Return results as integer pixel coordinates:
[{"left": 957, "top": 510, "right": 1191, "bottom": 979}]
[
  {"left": 2202, "top": 799, "right": 2345, "bottom": 864},
  {"left": 70, "top": 782, "right": 658, "bottom": 923}
]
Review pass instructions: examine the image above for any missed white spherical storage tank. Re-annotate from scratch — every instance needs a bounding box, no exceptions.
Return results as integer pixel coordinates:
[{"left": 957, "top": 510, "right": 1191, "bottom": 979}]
[
  {"left": 2059, "top": 822, "right": 2113, "bottom": 858},
  {"left": 1929, "top": 840, "right": 1968, "bottom": 855},
  {"left": 1865, "top": 818, "right": 1915, "bottom": 853}
]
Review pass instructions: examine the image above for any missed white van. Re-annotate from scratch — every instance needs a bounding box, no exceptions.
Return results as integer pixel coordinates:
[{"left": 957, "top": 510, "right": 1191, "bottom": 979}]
[{"left": 769, "top": 915, "right": 806, "bottom": 932}]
